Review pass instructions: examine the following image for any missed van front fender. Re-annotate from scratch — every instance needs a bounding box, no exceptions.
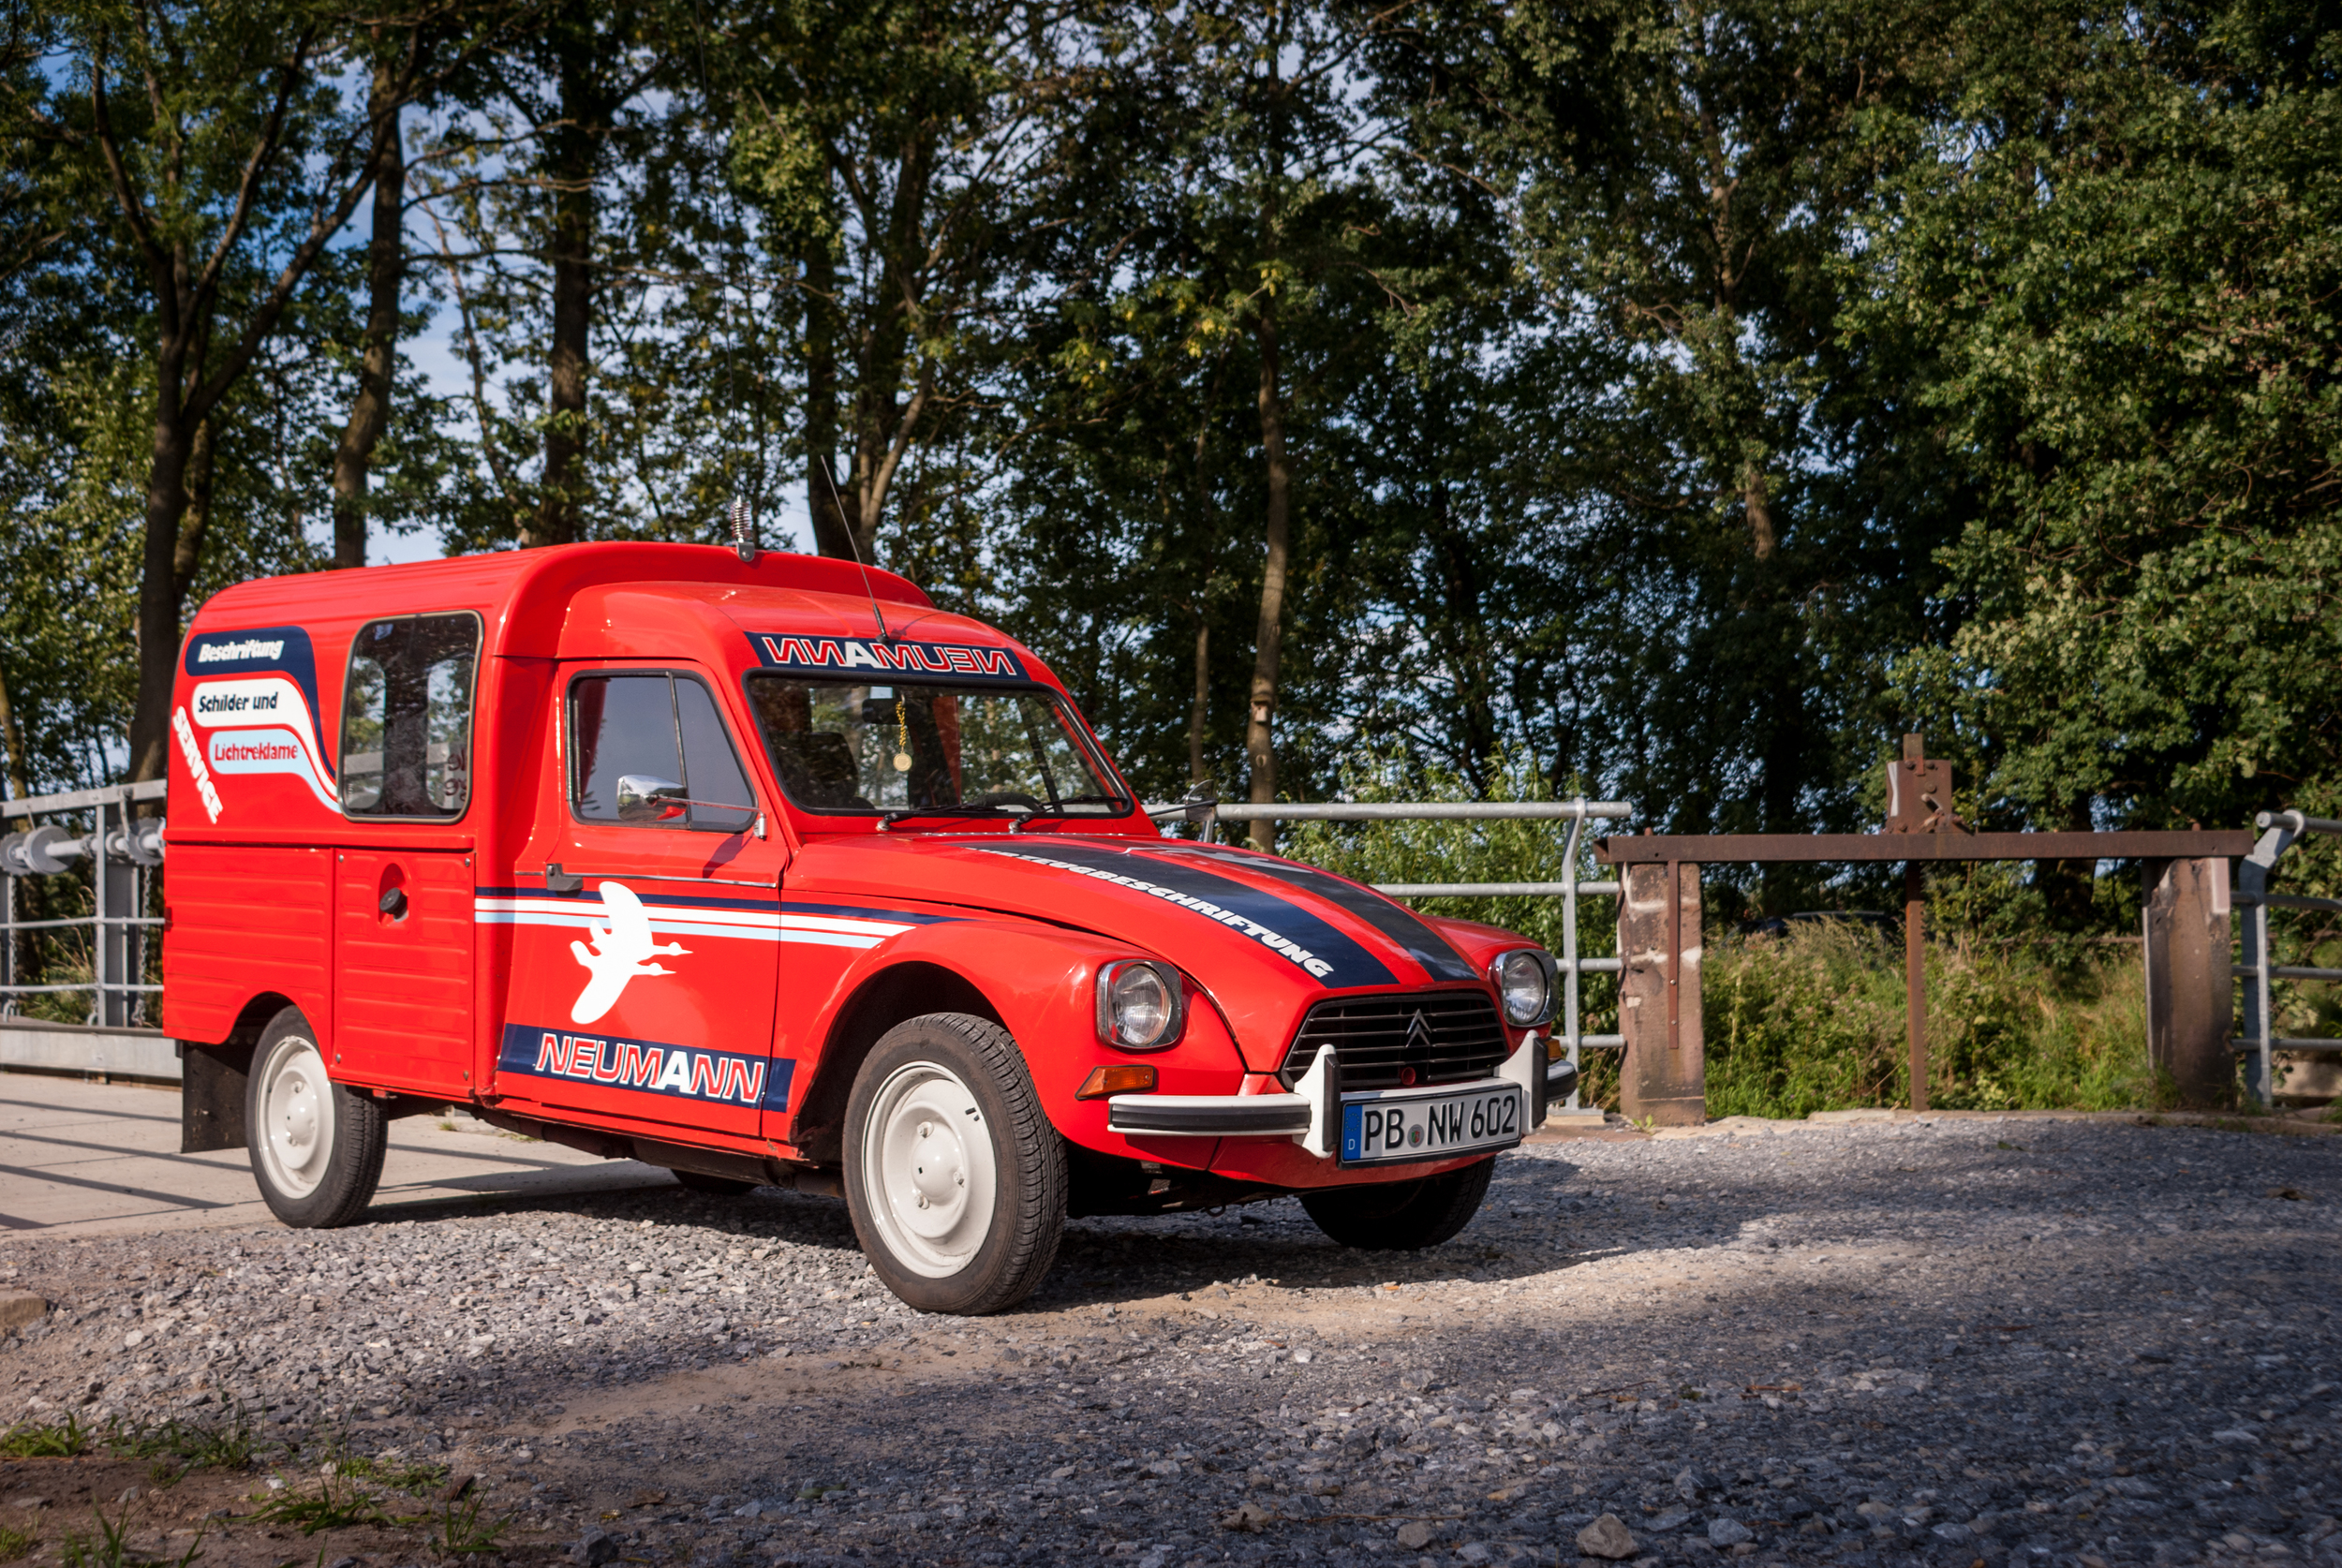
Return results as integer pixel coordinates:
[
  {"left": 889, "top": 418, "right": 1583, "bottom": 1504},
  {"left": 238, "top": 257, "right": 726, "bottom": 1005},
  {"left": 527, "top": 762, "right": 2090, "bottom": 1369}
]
[{"left": 786, "top": 918, "right": 1247, "bottom": 1167}]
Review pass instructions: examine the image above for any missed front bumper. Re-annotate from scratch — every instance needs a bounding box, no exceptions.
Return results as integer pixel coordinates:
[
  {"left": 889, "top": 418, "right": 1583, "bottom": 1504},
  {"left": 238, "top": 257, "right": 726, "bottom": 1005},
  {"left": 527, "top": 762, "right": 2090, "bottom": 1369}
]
[{"left": 1106, "top": 1030, "right": 1568, "bottom": 1148}]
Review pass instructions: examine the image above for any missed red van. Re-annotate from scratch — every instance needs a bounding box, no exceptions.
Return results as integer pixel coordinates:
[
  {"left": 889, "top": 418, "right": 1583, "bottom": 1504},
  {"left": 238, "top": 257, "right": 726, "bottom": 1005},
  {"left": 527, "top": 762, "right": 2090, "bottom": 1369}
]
[{"left": 167, "top": 544, "right": 1571, "bottom": 1313}]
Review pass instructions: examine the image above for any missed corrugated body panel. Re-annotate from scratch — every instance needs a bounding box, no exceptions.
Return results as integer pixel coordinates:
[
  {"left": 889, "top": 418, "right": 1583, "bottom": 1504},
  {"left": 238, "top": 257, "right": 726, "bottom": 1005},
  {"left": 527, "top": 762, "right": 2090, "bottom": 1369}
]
[
  {"left": 333, "top": 849, "right": 475, "bottom": 1095},
  {"left": 160, "top": 844, "right": 333, "bottom": 1043}
]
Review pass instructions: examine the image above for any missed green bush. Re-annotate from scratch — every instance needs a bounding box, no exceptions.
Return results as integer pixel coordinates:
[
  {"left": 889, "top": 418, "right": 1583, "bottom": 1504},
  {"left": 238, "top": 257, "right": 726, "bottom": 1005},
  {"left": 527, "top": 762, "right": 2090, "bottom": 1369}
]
[{"left": 1706, "top": 922, "right": 2158, "bottom": 1118}]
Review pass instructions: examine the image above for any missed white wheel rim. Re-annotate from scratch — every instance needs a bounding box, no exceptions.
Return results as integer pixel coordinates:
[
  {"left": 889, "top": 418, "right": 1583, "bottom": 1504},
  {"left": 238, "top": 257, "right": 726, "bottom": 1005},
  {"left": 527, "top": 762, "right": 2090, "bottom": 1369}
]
[
  {"left": 257, "top": 1033, "right": 335, "bottom": 1199},
  {"left": 860, "top": 1060, "right": 999, "bottom": 1280}
]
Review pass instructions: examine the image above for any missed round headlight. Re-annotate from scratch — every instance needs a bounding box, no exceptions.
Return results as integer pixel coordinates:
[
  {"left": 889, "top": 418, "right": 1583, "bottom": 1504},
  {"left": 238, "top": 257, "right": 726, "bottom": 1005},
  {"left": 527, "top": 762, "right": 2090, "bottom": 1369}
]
[
  {"left": 1099, "top": 960, "right": 1183, "bottom": 1050},
  {"left": 1494, "top": 949, "right": 1554, "bottom": 1028}
]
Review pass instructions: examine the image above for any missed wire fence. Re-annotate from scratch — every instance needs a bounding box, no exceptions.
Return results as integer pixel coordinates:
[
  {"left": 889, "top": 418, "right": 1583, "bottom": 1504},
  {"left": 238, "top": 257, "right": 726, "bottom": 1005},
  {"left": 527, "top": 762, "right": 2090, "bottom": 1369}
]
[{"left": 2, "top": 779, "right": 166, "bottom": 1027}]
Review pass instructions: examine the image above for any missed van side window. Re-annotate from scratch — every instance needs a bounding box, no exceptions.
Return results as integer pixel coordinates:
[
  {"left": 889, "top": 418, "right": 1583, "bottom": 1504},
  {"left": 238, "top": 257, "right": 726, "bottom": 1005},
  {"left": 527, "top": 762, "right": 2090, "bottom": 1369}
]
[
  {"left": 340, "top": 614, "right": 479, "bottom": 818},
  {"left": 571, "top": 673, "right": 757, "bottom": 833}
]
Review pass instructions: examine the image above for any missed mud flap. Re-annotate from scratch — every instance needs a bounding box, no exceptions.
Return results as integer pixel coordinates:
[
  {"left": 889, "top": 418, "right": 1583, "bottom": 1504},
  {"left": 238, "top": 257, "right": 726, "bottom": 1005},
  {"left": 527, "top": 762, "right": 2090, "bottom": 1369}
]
[{"left": 180, "top": 1040, "right": 251, "bottom": 1153}]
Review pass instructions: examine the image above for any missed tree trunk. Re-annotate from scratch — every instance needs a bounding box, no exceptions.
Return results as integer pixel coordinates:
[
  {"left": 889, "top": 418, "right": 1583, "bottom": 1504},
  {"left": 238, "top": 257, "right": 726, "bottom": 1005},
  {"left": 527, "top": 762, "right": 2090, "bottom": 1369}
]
[
  {"left": 804, "top": 243, "right": 858, "bottom": 560},
  {"left": 0, "top": 661, "right": 28, "bottom": 800},
  {"left": 1741, "top": 456, "right": 1775, "bottom": 560},
  {"left": 125, "top": 341, "right": 196, "bottom": 786},
  {"left": 333, "top": 83, "right": 404, "bottom": 570},
  {"left": 1430, "top": 483, "right": 1497, "bottom": 791},
  {"left": 1245, "top": 297, "right": 1292, "bottom": 854},
  {"left": 527, "top": 19, "right": 597, "bottom": 549},
  {"left": 1188, "top": 614, "right": 1209, "bottom": 786},
  {"left": 174, "top": 417, "right": 215, "bottom": 606}
]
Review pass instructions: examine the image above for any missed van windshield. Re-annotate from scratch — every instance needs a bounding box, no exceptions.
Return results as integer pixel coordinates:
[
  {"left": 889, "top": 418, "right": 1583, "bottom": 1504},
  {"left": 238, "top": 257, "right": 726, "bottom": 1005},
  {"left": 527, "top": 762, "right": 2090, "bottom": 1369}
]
[{"left": 744, "top": 675, "right": 1130, "bottom": 822}]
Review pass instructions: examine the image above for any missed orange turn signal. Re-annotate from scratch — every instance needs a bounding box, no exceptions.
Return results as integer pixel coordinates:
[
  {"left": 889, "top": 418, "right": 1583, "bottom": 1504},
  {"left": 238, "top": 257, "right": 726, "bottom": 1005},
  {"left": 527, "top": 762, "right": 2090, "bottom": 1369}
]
[{"left": 1076, "top": 1064, "right": 1158, "bottom": 1101}]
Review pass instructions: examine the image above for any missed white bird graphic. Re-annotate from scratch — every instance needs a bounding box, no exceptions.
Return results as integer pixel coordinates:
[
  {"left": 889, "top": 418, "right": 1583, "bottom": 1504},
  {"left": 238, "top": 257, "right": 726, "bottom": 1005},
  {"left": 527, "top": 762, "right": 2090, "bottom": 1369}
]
[{"left": 568, "top": 881, "right": 689, "bottom": 1024}]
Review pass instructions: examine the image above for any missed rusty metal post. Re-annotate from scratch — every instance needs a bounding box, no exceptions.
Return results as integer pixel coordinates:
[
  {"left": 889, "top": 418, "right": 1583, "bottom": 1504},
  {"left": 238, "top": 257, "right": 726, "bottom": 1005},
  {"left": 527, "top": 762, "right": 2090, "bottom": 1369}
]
[
  {"left": 1905, "top": 862, "right": 1927, "bottom": 1113},
  {"left": 1619, "top": 859, "right": 1705, "bottom": 1125},
  {"left": 2143, "top": 857, "right": 2234, "bottom": 1107}
]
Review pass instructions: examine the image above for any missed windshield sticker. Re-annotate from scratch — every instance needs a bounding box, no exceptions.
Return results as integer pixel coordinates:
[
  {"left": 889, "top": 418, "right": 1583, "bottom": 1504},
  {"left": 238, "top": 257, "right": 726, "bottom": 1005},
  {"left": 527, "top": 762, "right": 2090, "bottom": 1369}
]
[
  {"left": 977, "top": 841, "right": 1394, "bottom": 988},
  {"left": 497, "top": 1023, "right": 793, "bottom": 1112},
  {"left": 746, "top": 633, "right": 1026, "bottom": 683},
  {"left": 1161, "top": 843, "right": 1478, "bottom": 983}
]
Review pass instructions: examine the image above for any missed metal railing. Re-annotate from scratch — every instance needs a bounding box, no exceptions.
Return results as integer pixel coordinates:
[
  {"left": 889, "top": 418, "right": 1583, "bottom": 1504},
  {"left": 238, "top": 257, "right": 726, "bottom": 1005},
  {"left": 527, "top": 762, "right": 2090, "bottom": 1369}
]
[
  {"left": 2234, "top": 807, "right": 2342, "bottom": 1107},
  {"left": 1, "top": 779, "right": 167, "bottom": 1026},
  {"left": 1147, "top": 794, "right": 1635, "bottom": 1114}
]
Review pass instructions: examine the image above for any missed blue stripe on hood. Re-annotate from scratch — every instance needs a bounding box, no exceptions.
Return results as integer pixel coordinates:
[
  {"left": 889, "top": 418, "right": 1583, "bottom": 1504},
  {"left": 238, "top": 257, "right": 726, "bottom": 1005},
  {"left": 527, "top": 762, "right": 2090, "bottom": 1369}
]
[
  {"left": 975, "top": 841, "right": 1395, "bottom": 989},
  {"left": 1153, "top": 843, "right": 1479, "bottom": 983}
]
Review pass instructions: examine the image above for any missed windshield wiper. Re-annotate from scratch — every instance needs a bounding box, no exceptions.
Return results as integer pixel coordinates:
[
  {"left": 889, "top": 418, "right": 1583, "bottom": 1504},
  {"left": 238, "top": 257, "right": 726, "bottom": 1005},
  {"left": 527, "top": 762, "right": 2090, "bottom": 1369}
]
[
  {"left": 880, "top": 804, "right": 1029, "bottom": 827},
  {"left": 1013, "top": 795, "right": 1130, "bottom": 831}
]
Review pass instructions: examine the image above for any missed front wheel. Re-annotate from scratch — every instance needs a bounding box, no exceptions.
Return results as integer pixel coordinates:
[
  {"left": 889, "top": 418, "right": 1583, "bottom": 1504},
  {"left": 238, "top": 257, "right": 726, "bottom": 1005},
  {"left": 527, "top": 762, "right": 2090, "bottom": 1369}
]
[
  {"left": 245, "top": 1006, "right": 387, "bottom": 1228},
  {"left": 1300, "top": 1159, "right": 1493, "bottom": 1250},
  {"left": 843, "top": 1013, "right": 1065, "bottom": 1314}
]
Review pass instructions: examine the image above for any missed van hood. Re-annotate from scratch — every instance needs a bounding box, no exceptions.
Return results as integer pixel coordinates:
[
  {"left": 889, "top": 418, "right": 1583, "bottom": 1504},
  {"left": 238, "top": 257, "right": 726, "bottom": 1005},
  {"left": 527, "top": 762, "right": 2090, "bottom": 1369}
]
[{"left": 786, "top": 834, "right": 1488, "bottom": 1065}]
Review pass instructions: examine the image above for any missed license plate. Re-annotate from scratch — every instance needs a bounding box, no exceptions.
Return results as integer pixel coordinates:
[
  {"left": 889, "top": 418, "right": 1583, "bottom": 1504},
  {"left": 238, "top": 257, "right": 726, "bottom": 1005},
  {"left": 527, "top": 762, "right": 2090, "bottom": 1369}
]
[{"left": 1339, "top": 1083, "right": 1522, "bottom": 1166}]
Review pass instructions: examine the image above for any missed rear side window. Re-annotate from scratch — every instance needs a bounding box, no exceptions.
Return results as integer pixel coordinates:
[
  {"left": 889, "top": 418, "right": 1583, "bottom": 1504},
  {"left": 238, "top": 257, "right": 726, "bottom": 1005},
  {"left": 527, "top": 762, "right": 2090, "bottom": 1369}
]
[
  {"left": 340, "top": 614, "right": 480, "bottom": 818},
  {"left": 570, "top": 673, "right": 757, "bottom": 833}
]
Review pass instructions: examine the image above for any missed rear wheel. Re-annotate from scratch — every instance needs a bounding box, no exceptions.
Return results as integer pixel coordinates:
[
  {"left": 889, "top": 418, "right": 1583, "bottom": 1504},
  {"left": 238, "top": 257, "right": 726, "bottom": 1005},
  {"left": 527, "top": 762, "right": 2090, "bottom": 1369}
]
[
  {"left": 843, "top": 1013, "right": 1064, "bottom": 1314},
  {"left": 1300, "top": 1159, "right": 1493, "bottom": 1250},
  {"left": 245, "top": 1006, "right": 386, "bottom": 1228},
  {"left": 673, "top": 1169, "right": 759, "bottom": 1196}
]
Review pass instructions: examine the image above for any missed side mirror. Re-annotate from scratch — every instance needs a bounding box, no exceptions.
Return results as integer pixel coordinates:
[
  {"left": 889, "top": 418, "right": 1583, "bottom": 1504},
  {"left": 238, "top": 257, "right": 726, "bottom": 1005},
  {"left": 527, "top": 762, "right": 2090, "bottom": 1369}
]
[{"left": 615, "top": 774, "right": 689, "bottom": 823}]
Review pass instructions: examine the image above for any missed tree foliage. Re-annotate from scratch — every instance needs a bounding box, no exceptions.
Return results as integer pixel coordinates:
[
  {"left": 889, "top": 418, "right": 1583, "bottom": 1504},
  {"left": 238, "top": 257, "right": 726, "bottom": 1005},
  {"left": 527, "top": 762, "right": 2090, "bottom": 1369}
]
[{"left": 0, "top": 0, "right": 2334, "bottom": 931}]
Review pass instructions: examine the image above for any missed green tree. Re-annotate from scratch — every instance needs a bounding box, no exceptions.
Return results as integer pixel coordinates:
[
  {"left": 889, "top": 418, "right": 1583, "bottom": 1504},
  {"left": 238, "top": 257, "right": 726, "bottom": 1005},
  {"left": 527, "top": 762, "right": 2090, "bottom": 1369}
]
[
  {"left": 1375, "top": 0, "right": 1962, "bottom": 901},
  {"left": 1858, "top": 0, "right": 2342, "bottom": 883},
  {"left": 5, "top": 0, "right": 465, "bottom": 785}
]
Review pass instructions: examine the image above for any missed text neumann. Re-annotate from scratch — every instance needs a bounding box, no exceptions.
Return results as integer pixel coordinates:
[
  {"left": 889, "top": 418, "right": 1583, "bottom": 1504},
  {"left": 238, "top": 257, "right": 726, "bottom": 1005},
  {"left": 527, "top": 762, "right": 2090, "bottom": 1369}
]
[{"left": 531, "top": 1032, "right": 765, "bottom": 1103}]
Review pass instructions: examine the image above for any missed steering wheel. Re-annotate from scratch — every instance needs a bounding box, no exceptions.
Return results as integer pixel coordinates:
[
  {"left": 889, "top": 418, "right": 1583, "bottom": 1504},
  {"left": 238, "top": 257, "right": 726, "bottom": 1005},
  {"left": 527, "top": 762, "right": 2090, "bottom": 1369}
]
[{"left": 969, "top": 791, "right": 1046, "bottom": 812}]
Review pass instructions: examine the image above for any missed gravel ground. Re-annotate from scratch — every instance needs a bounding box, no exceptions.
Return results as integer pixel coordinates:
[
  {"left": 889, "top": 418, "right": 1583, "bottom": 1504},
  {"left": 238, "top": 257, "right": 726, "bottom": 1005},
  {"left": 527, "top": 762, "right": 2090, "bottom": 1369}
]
[{"left": 2, "top": 1114, "right": 2338, "bottom": 1568}]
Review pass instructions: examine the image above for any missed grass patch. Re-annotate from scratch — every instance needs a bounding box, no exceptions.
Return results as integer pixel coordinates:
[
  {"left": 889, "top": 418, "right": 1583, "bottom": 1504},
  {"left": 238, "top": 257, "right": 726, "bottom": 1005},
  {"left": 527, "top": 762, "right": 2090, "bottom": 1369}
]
[
  {"left": 1705, "top": 921, "right": 2157, "bottom": 1117},
  {"left": 250, "top": 1472, "right": 418, "bottom": 1535},
  {"left": 0, "top": 1523, "right": 35, "bottom": 1562},
  {"left": 329, "top": 1452, "right": 450, "bottom": 1496},
  {"left": 1, "top": 1410, "right": 266, "bottom": 1472},
  {"left": 0, "top": 1413, "right": 92, "bottom": 1457},
  {"left": 426, "top": 1491, "right": 510, "bottom": 1558},
  {"left": 57, "top": 1505, "right": 202, "bottom": 1568}
]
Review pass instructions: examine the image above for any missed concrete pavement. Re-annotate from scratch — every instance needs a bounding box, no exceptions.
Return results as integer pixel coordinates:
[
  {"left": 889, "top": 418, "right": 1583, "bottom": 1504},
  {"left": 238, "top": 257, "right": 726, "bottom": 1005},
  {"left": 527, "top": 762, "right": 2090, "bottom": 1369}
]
[{"left": 0, "top": 1071, "right": 675, "bottom": 1235}]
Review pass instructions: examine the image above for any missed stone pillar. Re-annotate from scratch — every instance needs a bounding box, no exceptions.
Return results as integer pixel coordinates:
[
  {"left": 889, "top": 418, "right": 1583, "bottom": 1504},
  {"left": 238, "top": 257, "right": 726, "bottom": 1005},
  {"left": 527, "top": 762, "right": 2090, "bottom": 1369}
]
[
  {"left": 2143, "top": 857, "right": 2233, "bottom": 1107},
  {"left": 1619, "top": 860, "right": 1706, "bottom": 1125}
]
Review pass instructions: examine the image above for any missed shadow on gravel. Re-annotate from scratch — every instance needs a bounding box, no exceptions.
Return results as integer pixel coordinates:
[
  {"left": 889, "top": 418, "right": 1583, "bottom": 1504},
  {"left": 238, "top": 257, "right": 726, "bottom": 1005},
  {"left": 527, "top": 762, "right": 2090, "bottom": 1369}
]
[{"left": 346, "top": 1154, "right": 1620, "bottom": 1309}]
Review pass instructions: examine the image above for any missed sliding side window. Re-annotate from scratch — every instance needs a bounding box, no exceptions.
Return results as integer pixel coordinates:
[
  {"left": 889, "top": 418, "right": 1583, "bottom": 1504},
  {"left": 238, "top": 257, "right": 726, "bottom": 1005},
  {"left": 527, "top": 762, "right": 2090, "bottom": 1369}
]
[{"left": 340, "top": 614, "right": 480, "bottom": 820}]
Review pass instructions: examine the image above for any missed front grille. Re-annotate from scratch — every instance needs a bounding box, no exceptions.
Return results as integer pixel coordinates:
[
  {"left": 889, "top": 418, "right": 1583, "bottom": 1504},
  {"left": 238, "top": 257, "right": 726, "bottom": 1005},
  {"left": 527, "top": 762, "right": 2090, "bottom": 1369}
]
[{"left": 1277, "top": 991, "right": 1509, "bottom": 1094}]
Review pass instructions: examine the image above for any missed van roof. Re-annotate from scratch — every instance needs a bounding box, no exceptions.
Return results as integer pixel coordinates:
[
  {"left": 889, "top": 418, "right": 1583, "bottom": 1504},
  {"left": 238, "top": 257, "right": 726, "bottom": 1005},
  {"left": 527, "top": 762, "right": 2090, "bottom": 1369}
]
[{"left": 191, "top": 541, "right": 936, "bottom": 631}]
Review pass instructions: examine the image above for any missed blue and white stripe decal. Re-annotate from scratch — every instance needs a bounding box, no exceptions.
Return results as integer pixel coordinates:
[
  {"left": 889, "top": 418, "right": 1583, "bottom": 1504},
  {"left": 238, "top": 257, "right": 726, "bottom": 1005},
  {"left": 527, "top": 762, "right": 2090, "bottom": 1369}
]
[
  {"left": 472, "top": 887, "right": 957, "bottom": 951},
  {"left": 975, "top": 841, "right": 1396, "bottom": 988},
  {"left": 1158, "top": 843, "right": 1478, "bottom": 983}
]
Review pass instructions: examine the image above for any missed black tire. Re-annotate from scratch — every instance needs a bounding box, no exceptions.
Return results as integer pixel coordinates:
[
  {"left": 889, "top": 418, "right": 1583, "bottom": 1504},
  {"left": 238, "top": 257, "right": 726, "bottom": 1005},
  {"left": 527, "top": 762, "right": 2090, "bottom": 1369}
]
[
  {"left": 842, "top": 1012, "right": 1065, "bottom": 1315},
  {"left": 1300, "top": 1159, "right": 1494, "bottom": 1250},
  {"left": 245, "top": 1005, "right": 387, "bottom": 1228},
  {"left": 673, "top": 1169, "right": 759, "bottom": 1195}
]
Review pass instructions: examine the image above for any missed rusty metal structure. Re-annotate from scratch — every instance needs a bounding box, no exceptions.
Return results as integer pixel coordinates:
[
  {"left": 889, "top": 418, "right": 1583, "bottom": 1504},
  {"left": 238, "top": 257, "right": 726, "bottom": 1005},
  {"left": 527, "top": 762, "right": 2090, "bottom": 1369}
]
[{"left": 1596, "top": 736, "right": 2254, "bottom": 1120}]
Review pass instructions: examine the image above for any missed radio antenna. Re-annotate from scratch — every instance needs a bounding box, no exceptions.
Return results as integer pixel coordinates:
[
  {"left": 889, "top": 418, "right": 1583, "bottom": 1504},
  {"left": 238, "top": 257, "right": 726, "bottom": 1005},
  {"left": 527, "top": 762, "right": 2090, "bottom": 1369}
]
[
  {"left": 729, "top": 496, "right": 758, "bottom": 565},
  {"left": 817, "top": 460, "right": 891, "bottom": 643}
]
